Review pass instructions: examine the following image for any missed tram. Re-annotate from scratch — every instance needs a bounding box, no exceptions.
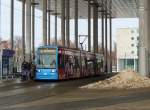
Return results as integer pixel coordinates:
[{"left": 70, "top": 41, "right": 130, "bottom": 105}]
[{"left": 35, "top": 46, "right": 104, "bottom": 80}]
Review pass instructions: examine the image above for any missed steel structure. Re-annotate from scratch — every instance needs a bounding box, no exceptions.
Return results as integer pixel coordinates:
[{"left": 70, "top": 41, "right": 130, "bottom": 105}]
[
  {"left": 16, "top": 0, "right": 139, "bottom": 74},
  {"left": 34, "top": 0, "right": 138, "bottom": 18}
]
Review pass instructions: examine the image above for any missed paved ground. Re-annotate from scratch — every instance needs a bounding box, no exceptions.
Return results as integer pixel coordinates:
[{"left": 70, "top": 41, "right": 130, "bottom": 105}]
[{"left": 0, "top": 77, "right": 150, "bottom": 110}]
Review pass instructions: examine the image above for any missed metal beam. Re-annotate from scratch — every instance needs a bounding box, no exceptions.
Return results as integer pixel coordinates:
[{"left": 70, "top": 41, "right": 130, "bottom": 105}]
[
  {"left": 48, "top": 0, "right": 51, "bottom": 45},
  {"left": 42, "top": 0, "right": 47, "bottom": 45},
  {"left": 88, "top": 0, "right": 91, "bottom": 52},
  {"left": 0, "top": 0, "right": 2, "bottom": 37},
  {"left": 101, "top": 0, "right": 104, "bottom": 55},
  {"left": 66, "top": 0, "right": 70, "bottom": 47},
  {"left": 105, "top": 0, "right": 108, "bottom": 73},
  {"left": 54, "top": 0, "right": 58, "bottom": 45},
  {"left": 109, "top": 0, "right": 112, "bottom": 73},
  {"left": 61, "top": 0, "right": 65, "bottom": 46},
  {"left": 25, "top": 0, "right": 31, "bottom": 61},
  {"left": 31, "top": 0, "right": 35, "bottom": 60},
  {"left": 22, "top": 0, "right": 25, "bottom": 60},
  {"left": 93, "top": 5, "right": 98, "bottom": 53},
  {"left": 75, "top": 0, "right": 78, "bottom": 48},
  {"left": 10, "top": 0, "right": 14, "bottom": 50}
]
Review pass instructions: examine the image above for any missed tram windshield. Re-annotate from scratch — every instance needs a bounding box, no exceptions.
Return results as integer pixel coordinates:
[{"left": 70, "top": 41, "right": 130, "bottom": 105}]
[{"left": 37, "top": 48, "right": 57, "bottom": 69}]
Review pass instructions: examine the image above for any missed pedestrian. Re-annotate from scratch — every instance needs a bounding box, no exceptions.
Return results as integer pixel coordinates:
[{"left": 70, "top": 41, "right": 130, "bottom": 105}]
[
  {"left": 21, "top": 61, "right": 28, "bottom": 81},
  {"left": 27, "top": 62, "right": 32, "bottom": 80},
  {"left": 31, "top": 62, "right": 36, "bottom": 79}
]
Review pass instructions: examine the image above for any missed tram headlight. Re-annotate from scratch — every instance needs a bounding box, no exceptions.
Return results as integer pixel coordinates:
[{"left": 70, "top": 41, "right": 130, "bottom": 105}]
[
  {"left": 37, "top": 69, "right": 41, "bottom": 73},
  {"left": 51, "top": 69, "right": 56, "bottom": 73}
]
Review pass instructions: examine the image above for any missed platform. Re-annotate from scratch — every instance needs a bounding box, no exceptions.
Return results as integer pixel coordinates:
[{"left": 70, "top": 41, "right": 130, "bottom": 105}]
[{"left": 0, "top": 77, "right": 150, "bottom": 110}]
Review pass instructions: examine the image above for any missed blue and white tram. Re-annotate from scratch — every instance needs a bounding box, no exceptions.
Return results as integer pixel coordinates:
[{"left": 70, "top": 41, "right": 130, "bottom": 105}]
[{"left": 35, "top": 46, "right": 104, "bottom": 80}]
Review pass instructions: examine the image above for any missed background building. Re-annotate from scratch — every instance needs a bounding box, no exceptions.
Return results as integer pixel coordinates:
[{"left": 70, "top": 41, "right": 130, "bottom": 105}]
[{"left": 117, "top": 28, "right": 139, "bottom": 72}]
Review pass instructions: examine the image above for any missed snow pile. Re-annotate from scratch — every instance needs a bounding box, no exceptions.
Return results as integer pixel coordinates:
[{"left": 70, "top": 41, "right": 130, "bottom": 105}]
[{"left": 81, "top": 70, "right": 150, "bottom": 89}]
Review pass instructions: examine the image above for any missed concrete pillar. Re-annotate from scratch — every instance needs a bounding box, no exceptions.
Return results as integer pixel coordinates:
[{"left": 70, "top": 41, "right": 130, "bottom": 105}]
[
  {"left": 48, "top": 0, "right": 51, "bottom": 45},
  {"left": 75, "top": 0, "right": 78, "bottom": 48},
  {"left": 22, "top": 0, "right": 25, "bottom": 60},
  {"left": 109, "top": 0, "right": 112, "bottom": 73},
  {"left": 134, "top": 58, "right": 136, "bottom": 71},
  {"left": 10, "top": 0, "right": 14, "bottom": 50},
  {"left": 31, "top": 0, "right": 35, "bottom": 60},
  {"left": 101, "top": 1, "right": 105, "bottom": 73},
  {"left": 93, "top": 5, "right": 98, "bottom": 53},
  {"left": 42, "top": 0, "right": 47, "bottom": 45},
  {"left": 55, "top": 0, "right": 57, "bottom": 45},
  {"left": 105, "top": 0, "right": 108, "bottom": 73},
  {"left": 138, "top": 0, "right": 150, "bottom": 76},
  {"left": 66, "top": 0, "right": 70, "bottom": 47},
  {"left": 0, "top": 0, "right": 1, "bottom": 37},
  {"left": 25, "top": 0, "right": 31, "bottom": 62},
  {"left": 88, "top": 0, "right": 91, "bottom": 52},
  {"left": 61, "top": 0, "right": 65, "bottom": 46},
  {"left": 109, "top": 14, "right": 112, "bottom": 73},
  {"left": 101, "top": 2, "right": 104, "bottom": 55}
]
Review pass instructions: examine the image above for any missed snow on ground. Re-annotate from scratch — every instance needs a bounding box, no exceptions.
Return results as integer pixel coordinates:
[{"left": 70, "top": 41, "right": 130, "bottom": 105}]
[{"left": 81, "top": 70, "right": 150, "bottom": 89}]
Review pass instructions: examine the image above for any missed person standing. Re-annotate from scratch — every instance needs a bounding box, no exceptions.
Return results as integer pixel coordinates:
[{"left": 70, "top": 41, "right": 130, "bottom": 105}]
[
  {"left": 31, "top": 62, "right": 36, "bottom": 79},
  {"left": 21, "top": 61, "right": 27, "bottom": 81}
]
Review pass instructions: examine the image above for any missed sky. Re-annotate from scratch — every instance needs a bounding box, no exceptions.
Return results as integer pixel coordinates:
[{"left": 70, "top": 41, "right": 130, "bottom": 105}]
[{"left": 0, "top": 0, "right": 139, "bottom": 48}]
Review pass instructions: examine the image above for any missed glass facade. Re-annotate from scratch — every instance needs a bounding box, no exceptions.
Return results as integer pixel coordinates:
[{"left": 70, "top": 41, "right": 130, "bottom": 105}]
[{"left": 118, "top": 59, "right": 138, "bottom": 71}]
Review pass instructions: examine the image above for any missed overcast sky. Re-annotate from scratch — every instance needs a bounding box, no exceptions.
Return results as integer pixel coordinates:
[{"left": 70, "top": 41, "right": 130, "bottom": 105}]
[{"left": 0, "top": 0, "right": 139, "bottom": 48}]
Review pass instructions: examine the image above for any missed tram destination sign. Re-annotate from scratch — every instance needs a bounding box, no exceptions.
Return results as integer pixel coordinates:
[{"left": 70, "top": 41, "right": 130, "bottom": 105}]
[{"left": 39, "top": 48, "right": 56, "bottom": 54}]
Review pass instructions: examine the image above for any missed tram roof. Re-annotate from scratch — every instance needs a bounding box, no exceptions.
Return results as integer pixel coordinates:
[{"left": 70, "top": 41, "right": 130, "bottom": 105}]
[
  {"left": 33, "top": 0, "right": 139, "bottom": 18},
  {"left": 37, "top": 45, "right": 103, "bottom": 55}
]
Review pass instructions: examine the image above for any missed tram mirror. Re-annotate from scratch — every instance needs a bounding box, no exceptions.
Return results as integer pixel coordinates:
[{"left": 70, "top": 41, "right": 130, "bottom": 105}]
[
  {"left": 50, "top": 60, "right": 54, "bottom": 65},
  {"left": 50, "top": 60, "right": 56, "bottom": 68}
]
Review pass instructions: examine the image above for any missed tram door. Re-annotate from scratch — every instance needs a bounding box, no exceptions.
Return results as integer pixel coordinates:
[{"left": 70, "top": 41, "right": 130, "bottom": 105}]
[{"left": 0, "top": 49, "right": 15, "bottom": 80}]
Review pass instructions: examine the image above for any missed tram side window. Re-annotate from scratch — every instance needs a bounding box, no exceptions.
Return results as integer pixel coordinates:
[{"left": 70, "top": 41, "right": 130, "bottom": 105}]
[
  {"left": 69, "top": 56, "right": 74, "bottom": 65},
  {"left": 65, "top": 55, "right": 69, "bottom": 65},
  {"left": 58, "top": 54, "right": 65, "bottom": 68},
  {"left": 65, "top": 54, "right": 80, "bottom": 68},
  {"left": 64, "top": 55, "right": 72, "bottom": 69},
  {"left": 97, "top": 59, "right": 101, "bottom": 68},
  {"left": 87, "top": 58, "right": 94, "bottom": 69},
  {"left": 87, "top": 62, "right": 93, "bottom": 69},
  {"left": 85, "top": 57, "right": 88, "bottom": 68},
  {"left": 97, "top": 58, "right": 103, "bottom": 69},
  {"left": 74, "top": 56, "right": 79, "bottom": 68},
  {"left": 81, "top": 56, "right": 85, "bottom": 67}
]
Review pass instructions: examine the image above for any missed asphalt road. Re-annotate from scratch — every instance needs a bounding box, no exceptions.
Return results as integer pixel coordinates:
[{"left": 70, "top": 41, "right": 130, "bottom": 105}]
[{"left": 0, "top": 76, "right": 150, "bottom": 110}]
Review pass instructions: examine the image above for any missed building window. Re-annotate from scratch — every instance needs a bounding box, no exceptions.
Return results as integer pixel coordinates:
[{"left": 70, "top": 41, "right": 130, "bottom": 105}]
[
  {"left": 131, "top": 51, "right": 134, "bottom": 54},
  {"left": 131, "top": 30, "right": 134, "bottom": 33},
  {"left": 137, "top": 29, "right": 139, "bottom": 33},
  {"left": 127, "top": 59, "right": 134, "bottom": 69},
  {"left": 131, "top": 37, "right": 134, "bottom": 40},
  {"left": 137, "top": 37, "right": 139, "bottom": 40},
  {"left": 131, "top": 44, "right": 134, "bottom": 47}
]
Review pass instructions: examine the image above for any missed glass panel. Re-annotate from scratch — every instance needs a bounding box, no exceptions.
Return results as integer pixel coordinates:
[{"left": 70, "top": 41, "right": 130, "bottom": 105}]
[
  {"left": 58, "top": 53, "right": 65, "bottom": 68},
  {"left": 37, "top": 54, "right": 56, "bottom": 69},
  {"left": 126, "top": 59, "right": 134, "bottom": 69},
  {"left": 37, "top": 48, "right": 57, "bottom": 69}
]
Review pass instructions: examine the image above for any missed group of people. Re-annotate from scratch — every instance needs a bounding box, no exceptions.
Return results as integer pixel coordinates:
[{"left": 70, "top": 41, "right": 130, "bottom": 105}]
[{"left": 21, "top": 61, "right": 36, "bottom": 81}]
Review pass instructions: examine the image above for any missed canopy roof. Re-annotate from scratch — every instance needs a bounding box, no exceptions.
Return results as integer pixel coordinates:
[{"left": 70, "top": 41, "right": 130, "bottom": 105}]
[{"left": 34, "top": 0, "right": 139, "bottom": 18}]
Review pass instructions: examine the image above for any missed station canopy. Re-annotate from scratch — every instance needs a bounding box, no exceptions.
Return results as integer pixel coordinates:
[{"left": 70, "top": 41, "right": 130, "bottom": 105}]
[{"left": 35, "top": 0, "right": 138, "bottom": 18}]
